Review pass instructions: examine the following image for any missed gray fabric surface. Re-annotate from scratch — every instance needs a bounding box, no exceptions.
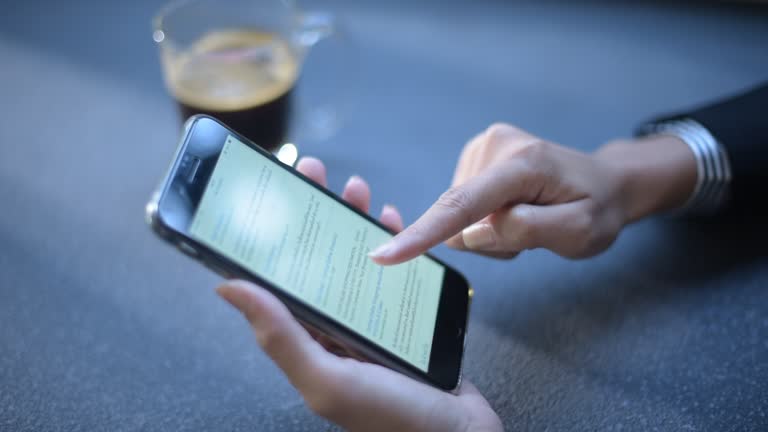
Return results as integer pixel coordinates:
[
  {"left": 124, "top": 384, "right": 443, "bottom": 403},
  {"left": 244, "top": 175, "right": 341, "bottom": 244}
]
[{"left": 1, "top": 0, "right": 767, "bottom": 430}]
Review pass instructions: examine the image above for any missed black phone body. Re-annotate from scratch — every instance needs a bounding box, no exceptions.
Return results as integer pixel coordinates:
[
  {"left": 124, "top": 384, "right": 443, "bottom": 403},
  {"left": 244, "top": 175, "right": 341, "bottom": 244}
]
[{"left": 146, "top": 115, "right": 471, "bottom": 390}]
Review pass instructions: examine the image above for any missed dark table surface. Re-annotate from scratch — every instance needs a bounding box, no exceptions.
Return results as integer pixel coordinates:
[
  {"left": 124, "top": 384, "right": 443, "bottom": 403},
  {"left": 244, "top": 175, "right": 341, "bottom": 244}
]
[{"left": 2, "top": 0, "right": 767, "bottom": 430}]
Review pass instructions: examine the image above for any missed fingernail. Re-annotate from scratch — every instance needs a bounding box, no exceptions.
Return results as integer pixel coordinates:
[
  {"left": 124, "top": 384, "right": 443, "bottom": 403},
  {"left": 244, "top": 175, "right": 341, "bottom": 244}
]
[
  {"left": 382, "top": 203, "right": 396, "bottom": 214},
  {"left": 346, "top": 175, "right": 363, "bottom": 187},
  {"left": 216, "top": 282, "right": 253, "bottom": 310},
  {"left": 368, "top": 241, "right": 395, "bottom": 259},
  {"left": 300, "top": 156, "right": 319, "bottom": 163},
  {"left": 216, "top": 284, "right": 239, "bottom": 308},
  {"left": 462, "top": 223, "right": 496, "bottom": 249}
]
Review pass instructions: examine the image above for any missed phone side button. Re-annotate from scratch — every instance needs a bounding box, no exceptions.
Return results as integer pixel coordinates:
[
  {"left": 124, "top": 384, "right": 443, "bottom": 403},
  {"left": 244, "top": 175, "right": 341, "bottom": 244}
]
[{"left": 178, "top": 242, "right": 198, "bottom": 258}]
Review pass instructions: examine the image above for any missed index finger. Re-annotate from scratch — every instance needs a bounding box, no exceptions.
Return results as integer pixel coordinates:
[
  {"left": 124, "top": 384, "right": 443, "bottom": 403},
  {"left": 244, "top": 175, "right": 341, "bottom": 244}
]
[{"left": 368, "top": 161, "right": 537, "bottom": 265}]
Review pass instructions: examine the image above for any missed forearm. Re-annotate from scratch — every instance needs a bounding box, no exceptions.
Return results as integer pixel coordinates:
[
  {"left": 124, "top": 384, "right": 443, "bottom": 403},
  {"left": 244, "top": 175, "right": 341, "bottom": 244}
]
[{"left": 595, "top": 135, "right": 698, "bottom": 224}]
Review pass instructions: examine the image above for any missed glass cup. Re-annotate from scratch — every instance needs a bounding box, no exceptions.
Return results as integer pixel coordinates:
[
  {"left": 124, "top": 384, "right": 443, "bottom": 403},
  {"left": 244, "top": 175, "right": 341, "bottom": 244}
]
[{"left": 153, "top": 0, "right": 349, "bottom": 156}]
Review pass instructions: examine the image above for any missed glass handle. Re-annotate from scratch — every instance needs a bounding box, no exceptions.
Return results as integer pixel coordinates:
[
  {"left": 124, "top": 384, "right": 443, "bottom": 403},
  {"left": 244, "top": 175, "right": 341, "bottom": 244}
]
[
  {"left": 291, "top": 11, "right": 357, "bottom": 147},
  {"left": 296, "top": 11, "right": 335, "bottom": 48}
]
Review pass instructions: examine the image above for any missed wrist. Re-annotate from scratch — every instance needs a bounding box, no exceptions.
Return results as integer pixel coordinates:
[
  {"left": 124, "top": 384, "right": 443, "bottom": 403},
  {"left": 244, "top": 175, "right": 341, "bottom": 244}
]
[{"left": 595, "top": 135, "right": 697, "bottom": 223}]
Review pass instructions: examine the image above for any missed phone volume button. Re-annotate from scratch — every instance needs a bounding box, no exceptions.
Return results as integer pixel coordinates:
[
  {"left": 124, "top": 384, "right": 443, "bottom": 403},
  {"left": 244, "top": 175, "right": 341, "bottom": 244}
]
[{"left": 178, "top": 242, "right": 198, "bottom": 258}]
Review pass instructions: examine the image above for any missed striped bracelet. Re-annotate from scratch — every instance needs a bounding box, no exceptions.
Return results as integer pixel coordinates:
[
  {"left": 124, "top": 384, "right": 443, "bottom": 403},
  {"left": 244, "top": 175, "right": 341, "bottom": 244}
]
[{"left": 637, "top": 119, "right": 732, "bottom": 214}]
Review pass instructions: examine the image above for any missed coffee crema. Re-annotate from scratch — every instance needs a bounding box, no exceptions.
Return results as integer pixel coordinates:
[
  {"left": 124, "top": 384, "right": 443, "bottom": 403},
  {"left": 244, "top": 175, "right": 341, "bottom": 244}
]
[{"left": 165, "top": 30, "right": 299, "bottom": 150}]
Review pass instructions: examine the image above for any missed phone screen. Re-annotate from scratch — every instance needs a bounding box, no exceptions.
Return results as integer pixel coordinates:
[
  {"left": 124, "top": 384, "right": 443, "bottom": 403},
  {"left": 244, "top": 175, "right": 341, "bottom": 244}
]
[{"left": 188, "top": 134, "right": 445, "bottom": 371}]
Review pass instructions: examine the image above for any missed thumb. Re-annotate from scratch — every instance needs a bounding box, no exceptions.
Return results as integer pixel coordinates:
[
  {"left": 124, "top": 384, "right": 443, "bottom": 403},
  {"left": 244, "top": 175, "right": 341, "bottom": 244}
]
[
  {"left": 217, "top": 280, "right": 336, "bottom": 391},
  {"left": 460, "top": 201, "right": 606, "bottom": 258}
]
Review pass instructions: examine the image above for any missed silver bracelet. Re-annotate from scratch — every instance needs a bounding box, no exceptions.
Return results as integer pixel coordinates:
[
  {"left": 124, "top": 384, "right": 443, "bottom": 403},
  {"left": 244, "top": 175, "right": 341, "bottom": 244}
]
[{"left": 637, "top": 119, "right": 732, "bottom": 214}]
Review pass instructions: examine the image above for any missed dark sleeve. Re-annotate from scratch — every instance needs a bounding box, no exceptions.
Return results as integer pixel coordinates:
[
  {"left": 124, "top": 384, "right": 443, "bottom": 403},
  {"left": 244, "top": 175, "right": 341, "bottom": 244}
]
[{"left": 639, "top": 82, "right": 768, "bottom": 212}]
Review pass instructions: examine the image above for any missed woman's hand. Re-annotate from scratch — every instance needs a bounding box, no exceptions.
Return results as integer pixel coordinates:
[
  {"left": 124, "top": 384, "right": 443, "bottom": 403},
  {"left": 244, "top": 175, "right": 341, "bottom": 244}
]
[
  {"left": 217, "top": 157, "right": 503, "bottom": 432},
  {"left": 369, "top": 123, "right": 697, "bottom": 264}
]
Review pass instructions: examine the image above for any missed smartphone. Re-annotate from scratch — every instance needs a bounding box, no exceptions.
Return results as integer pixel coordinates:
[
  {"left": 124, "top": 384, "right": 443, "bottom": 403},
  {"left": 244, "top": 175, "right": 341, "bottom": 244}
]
[{"left": 146, "top": 115, "right": 471, "bottom": 390}]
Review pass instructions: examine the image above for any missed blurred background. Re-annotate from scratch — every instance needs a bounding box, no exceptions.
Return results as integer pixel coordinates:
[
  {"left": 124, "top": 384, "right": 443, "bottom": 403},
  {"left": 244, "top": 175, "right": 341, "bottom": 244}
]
[{"left": 1, "top": 0, "right": 767, "bottom": 430}]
